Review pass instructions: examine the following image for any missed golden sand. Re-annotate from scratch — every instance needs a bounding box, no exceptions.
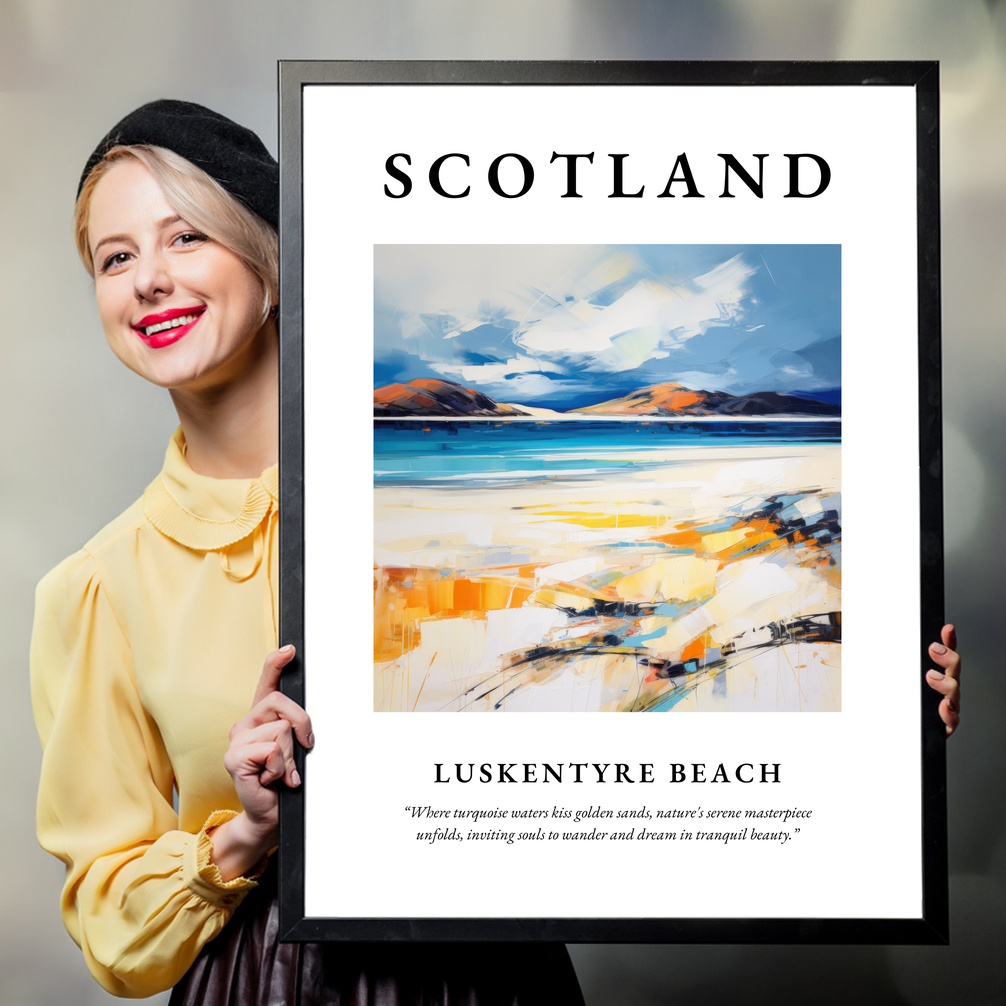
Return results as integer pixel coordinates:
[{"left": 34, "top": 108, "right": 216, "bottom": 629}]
[{"left": 374, "top": 444, "right": 840, "bottom": 712}]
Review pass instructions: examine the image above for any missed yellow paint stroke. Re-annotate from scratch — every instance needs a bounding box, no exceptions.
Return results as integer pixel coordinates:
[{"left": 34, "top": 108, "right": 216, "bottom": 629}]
[
  {"left": 616, "top": 555, "right": 719, "bottom": 604},
  {"left": 701, "top": 528, "right": 750, "bottom": 553},
  {"left": 535, "top": 509, "right": 668, "bottom": 529}
]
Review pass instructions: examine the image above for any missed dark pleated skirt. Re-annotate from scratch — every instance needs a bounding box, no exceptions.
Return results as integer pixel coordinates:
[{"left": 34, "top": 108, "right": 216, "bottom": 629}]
[{"left": 169, "top": 869, "right": 585, "bottom": 1006}]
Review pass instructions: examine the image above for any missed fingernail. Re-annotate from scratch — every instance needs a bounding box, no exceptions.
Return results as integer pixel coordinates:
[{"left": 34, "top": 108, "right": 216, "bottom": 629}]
[
  {"left": 927, "top": 669, "right": 944, "bottom": 679},
  {"left": 280, "top": 644, "right": 295, "bottom": 654},
  {"left": 931, "top": 643, "right": 947, "bottom": 654},
  {"left": 291, "top": 768, "right": 301, "bottom": 787},
  {"left": 306, "top": 732, "right": 315, "bottom": 748}
]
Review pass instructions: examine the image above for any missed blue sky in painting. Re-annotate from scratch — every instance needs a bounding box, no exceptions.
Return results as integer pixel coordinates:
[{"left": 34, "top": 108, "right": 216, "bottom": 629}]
[{"left": 374, "top": 245, "right": 840, "bottom": 410}]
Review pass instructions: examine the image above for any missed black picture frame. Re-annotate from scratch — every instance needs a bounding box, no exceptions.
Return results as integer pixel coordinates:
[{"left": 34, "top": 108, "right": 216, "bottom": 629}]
[{"left": 277, "top": 60, "right": 945, "bottom": 944}]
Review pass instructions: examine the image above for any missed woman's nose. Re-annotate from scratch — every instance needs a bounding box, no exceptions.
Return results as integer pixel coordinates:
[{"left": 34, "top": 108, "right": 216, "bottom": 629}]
[{"left": 133, "top": 249, "right": 173, "bottom": 302}]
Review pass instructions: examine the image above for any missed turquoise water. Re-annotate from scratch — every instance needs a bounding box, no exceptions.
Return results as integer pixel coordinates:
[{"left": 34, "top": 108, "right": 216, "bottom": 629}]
[{"left": 374, "top": 420, "right": 840, "bottom": 486}]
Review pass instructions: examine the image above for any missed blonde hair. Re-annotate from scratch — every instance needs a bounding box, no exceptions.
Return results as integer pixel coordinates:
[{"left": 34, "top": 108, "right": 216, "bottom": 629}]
[{"left": 75, "top": 145, "right": 278, "bottom": 322}]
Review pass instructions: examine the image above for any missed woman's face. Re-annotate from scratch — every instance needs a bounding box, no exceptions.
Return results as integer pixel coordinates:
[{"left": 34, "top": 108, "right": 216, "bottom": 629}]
[{"left": 87, "top": 158, "right": 270, "bottom": 393}]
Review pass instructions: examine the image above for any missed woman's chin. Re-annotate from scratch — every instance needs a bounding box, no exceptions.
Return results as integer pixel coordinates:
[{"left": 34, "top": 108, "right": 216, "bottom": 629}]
[
  {"left": 122, "top": 353, "right": 219, "bottom": 392},
  {"left": 109, "top": 323, "right": 272, "bottom": 395}
]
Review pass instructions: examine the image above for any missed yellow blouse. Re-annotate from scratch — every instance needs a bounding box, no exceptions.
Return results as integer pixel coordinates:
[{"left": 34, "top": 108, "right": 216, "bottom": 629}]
[{"left": 31, "top": 429, "right": 279, "bottom": 998}]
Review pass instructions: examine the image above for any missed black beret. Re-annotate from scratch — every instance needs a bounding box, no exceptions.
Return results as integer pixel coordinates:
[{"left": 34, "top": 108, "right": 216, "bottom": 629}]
[{"left": 78, "top": 99, "right": 278, "bottom": 228}]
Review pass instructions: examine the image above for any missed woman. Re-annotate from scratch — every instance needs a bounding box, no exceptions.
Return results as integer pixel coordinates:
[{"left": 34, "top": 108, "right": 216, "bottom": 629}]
[{"left": 31, "top": 100, "right": 586, "bottom": 1003}]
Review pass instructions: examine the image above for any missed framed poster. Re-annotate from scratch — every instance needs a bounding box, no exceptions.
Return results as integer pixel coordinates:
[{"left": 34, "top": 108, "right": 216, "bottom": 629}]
[{"left": 277, "top": 61, "right": 946, "bottom": 943}]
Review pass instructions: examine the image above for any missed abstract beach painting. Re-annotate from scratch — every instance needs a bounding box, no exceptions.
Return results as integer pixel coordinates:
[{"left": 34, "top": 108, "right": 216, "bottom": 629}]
[{"left": 373, "top": 245, "right": 841, "bottom": 713}]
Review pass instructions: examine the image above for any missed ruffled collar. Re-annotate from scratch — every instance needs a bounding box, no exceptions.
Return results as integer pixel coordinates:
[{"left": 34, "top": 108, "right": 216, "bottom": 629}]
[{"left": 143, "top": 428, "right": 278, "bottom": 551}]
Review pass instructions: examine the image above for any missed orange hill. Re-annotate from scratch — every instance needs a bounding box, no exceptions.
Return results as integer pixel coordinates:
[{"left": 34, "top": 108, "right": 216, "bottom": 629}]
[
  {"left": 374, "top": 378, "right": 529, "bottom": 417},
  {"left": 576, "top": 383, "right": 839, "bottom": 417},
  {"left": 577, "top": 383, "right": 733, "bottom": 416}
]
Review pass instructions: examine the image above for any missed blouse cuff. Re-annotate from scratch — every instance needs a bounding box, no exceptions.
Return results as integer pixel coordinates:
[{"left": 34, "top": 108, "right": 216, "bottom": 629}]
[{"left": 183, "top": 810, "right": 269, "bottom": 909}]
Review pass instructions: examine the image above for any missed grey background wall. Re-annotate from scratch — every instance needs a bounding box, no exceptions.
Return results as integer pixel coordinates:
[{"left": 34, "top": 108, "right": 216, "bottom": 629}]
[{"left": 1, "top": 2, "right": 1003, "bottom": 1003}]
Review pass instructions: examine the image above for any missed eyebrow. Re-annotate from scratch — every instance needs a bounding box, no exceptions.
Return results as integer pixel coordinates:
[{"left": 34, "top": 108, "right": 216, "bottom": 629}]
[{"left": 91, "top": 215, "right": 185, "bottom": 258}]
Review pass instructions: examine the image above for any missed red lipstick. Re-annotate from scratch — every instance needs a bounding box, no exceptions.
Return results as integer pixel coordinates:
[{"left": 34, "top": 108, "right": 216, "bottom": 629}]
[{"left": 132, "top": 306, "right": 205, "bottom": 349}]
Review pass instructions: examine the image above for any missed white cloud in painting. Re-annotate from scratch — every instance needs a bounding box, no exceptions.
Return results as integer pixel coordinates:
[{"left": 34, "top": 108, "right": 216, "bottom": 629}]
[
  {"left": 512, "top": 254, "right": 757, "bottom": 373},
  {"left": 431, "top": 356, "right": 547, "bottom": 384},
  {"left": 377, "top": 247, "right": 758, "bottom": 378},
  {"left": 517, "top": 282, "right": 677, "bottom": 353}
]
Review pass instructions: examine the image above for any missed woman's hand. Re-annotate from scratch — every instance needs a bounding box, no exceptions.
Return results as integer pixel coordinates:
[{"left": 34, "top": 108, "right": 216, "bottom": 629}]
[
  {"left": 926, "top": 624, "right": 961, "bottom": 738},
  {"left": 209, "top": 645, "right": 314, "bottom": 881}
]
